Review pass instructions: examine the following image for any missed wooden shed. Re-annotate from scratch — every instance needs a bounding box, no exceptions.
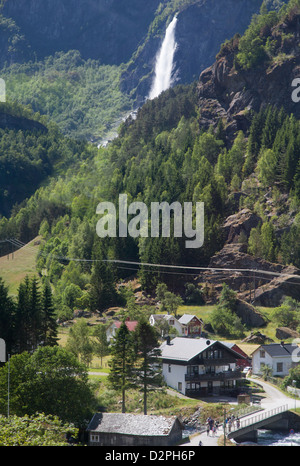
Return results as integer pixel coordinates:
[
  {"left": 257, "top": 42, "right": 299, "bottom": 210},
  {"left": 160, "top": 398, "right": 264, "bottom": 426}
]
[{"left": 86, "top": 413, "right": 184, "bottom": 446}]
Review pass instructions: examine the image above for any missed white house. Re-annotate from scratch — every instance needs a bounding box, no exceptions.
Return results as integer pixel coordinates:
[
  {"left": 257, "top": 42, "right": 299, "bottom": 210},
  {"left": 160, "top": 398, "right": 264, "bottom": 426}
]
[
  {"left": 178, "top": 314, "right": 203, "bottom": 337},
  {"left": 251, "top": 342, "right": 298, "bottom": 377},
  {"left": 149, "top": 314, "right": 183, "bottom": 336},
  {"left": 160, "top": 337, "right": 245, "bottom": 397},
  {"left": 106, "top": 319, "right": 138, "bottom": 342}
]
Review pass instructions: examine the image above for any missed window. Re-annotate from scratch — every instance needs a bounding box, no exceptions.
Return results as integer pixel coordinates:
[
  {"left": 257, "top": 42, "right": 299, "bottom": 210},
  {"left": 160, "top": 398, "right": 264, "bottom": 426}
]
[
  {"left": 260, "top": 350, "right": 265, "bottom": 358},
  {"left": 91, "top": 434, "right": 100, "bottom": 442},
  {"left": 168, "top": 364, "right": 171, "bottom": 373},
  {"left": 277, "top": 362, "right": 283, "bottom": 373},
  {"left": 178, "top": 382, "right": 182, "bottom": 391}
]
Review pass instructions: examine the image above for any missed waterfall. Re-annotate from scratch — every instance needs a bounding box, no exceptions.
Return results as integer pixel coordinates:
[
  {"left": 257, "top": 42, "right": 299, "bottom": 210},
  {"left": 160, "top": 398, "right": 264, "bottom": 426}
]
[{"left": 148, "top": 15, "right": 178, "bottom": 100}]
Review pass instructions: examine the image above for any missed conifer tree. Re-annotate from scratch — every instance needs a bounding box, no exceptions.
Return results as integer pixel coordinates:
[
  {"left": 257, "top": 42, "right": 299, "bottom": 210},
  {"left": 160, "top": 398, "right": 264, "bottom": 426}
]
[
  {"left": 108, "top": 322, "right": 136, "bottom": 413},
  {"left": 133, "top": 320, "right": 162, "bottom": 415},
  {"left": 0, "top": 277, "right": 15, "bottom": 356},
  {"left": 42, "top": 280, "right": 58, "bottom": 347}
]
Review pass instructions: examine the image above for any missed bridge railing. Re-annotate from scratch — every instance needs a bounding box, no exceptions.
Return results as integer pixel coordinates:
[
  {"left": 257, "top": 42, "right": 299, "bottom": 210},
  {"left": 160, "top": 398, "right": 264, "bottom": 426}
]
[{"left": 230, "top": 404, "right": 289, "bottom": 432}]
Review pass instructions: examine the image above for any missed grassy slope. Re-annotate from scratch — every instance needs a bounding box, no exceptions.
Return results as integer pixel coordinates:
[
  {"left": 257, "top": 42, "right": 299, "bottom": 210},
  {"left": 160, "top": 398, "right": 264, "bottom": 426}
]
[{"left": 0, "top": 236, "right": 40, "bottom": 296}]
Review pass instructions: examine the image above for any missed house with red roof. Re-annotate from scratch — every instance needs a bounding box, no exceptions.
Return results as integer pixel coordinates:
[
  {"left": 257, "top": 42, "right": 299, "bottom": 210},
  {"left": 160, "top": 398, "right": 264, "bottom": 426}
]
[{"left": 106, "top": 318, "right": 138, "bottom": 342}]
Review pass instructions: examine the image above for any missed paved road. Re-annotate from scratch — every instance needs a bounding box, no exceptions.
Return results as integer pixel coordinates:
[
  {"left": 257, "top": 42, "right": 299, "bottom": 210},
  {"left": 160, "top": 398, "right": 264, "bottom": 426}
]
[{"left": 183, "top": 377, "right": 300, "bottom": 447}]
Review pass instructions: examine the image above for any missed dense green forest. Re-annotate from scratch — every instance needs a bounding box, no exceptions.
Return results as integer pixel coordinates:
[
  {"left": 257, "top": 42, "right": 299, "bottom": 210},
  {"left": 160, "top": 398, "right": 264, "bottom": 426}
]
[
  {"left": 1, "top": 51, "right": 133, "bottom": 141},
  {"left": 0, "top": 0, "right": 299, "bottom": 318}
]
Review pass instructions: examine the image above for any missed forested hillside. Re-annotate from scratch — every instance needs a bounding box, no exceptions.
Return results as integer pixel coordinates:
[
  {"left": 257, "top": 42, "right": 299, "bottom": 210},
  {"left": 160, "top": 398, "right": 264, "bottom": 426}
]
[
  {"left": 0, "top": 0, "right": 277, "bottom": 140},
  {"left": 0, "top": 1, "right": 299, "bottom": 325}
]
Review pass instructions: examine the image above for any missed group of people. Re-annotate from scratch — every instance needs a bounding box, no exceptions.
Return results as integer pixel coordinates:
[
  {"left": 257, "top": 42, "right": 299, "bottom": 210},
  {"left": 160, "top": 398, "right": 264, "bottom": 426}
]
[
  {"left": 224, "top": 415, "right": 240, "bottom": 432},
  {"left": 205, "top": 414, "right": 241, "bottom": 435},
  {"left": 206, "top": 417, "right": 220, "bottom": 436}
]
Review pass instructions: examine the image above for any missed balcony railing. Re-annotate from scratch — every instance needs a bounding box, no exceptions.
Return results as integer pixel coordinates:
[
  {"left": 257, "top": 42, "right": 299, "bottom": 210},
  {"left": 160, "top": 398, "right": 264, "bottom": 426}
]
[{"left": 185, "top": 370, "right": 243, "bottom": 382}]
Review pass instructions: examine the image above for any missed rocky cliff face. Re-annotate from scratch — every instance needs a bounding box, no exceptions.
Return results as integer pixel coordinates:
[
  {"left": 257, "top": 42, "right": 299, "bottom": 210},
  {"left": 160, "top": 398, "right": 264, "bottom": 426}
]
[
  {"left": 1, "top": 0, "right": 161, "bottom": 65},
  {"left": 120, "top": 0, "right": 263, "bottom": 103},
  {"left": 196, "top": 7, "right": 300, "bottom": 138}
]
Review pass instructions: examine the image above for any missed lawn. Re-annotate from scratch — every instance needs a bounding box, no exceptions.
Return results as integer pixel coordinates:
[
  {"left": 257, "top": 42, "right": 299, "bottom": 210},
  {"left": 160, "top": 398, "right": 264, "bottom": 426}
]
[{"left": 0, "top": 237, "right": 40, "bottom": 296}]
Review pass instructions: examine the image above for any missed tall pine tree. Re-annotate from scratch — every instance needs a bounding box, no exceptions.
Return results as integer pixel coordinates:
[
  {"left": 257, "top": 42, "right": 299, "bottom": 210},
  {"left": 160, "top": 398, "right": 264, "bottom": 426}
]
[
  {"left": 133, "top": 320, "right": 162, "bottom": 415},
  {"left": 108, "top": 321, "right": 136, "bottom": 413}
]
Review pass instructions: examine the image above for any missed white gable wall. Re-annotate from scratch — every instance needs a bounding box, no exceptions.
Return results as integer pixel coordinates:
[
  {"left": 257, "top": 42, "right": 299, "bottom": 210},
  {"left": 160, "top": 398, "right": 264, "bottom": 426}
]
[
  {"left": 252, "top": 349, "right": 293, "bottom": 376},
  {"left": 162, "top": 363, "right": 186, "bottom": 394}
]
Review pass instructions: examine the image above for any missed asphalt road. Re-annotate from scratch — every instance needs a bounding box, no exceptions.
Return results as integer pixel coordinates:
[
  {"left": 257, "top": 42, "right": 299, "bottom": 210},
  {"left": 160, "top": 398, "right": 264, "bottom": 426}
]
[{"left": 183, "top": 377, "right": 300, "bottom": 447}]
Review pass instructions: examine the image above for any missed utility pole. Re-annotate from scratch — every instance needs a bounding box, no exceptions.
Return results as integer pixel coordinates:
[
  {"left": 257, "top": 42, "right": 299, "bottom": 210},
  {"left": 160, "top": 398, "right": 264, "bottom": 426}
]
[
  {"left": 223, "top": 408, "right": 226, "bottom": 446},
  {"left": 7, "top": 354, "right": 10, "bottom": 417}
]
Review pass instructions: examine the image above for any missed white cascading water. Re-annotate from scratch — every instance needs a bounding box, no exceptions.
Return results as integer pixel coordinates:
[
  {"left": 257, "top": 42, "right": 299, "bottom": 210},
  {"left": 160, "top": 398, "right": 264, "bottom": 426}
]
[{"left": 148, "top": 15, "right": 178, "bottom": 100}]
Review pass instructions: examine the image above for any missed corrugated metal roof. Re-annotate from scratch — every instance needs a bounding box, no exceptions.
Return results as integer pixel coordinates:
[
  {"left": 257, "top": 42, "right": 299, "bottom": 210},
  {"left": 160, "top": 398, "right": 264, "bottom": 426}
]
[{"left": 87, "top": 413, "right": 180, "bottom": 436}]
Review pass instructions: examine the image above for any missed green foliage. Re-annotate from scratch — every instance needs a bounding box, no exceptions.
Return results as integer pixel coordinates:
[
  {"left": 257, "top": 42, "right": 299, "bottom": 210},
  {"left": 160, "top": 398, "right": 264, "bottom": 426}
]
[
  {"left": 92, "top": 324, "right": 110, "bottom": 367},
  {"left": 236, "top": 0, "right": 300, "bottom": 71},
  {"left": 248, "top": 221, "right": 277, "bottom": 262},
  {"left": 0, "top": 346, "right": 96, "bottom": 424},
  {"left": 282, "top": 364, "right": 300, "bottom": 390},
  {"left": 108, "top": 322, "right": 136, "bottom": 413},
  {"left": 0, "top": 413, "right": 78, "bottom": 446},
  {"left": 209, "top": 284, "right": 245, "bottom": 338},
  {"left": 0, "top": 275, "right": 58, "bottom": 355},
  {"left": 133, "top": 319, "right": 162, "bottom": 414},
  {"left": 155, "top": 283, "right": 183, "bottom": 316},
  {"left": 2, "top": 50, "right": 133, "bottom": 140},
  {"left": 66, "top": 318, "right": 94, "bottom": 366},
  {"left": 270, "top": 297, "right": 300, "bottom": 329}
]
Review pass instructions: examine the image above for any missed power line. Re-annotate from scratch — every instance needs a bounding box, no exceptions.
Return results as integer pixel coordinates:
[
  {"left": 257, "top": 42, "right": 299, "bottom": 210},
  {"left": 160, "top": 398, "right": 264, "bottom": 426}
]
[{"left": 1, "top": 237, "right": 300, "bottom": 284}]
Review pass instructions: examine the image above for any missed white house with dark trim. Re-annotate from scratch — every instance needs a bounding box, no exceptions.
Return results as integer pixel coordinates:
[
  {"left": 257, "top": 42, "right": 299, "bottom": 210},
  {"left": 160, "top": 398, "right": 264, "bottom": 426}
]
[
  {"left": 251, "top": 342, "right": 298, "bottom": 377},
  {"left": 160, "top": 337, "right": 245, "bottom": 397}
]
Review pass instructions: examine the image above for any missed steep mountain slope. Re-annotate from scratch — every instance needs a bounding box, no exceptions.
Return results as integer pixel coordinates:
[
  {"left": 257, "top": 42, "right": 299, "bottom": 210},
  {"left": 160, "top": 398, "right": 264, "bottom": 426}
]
[
  {"left": 120, "top": 0, "right": 265, "bottom": 102},
  {"left": 0, "top": 0, "right": 288, "bottom": 142},
  {"left": 196, "top": 5, "right": 300, "bottom": 139},
  {"left": 0, "top": 0, "right": 161, "bottom": 66},
  {"left": 1, "top": 0, "right": 299, "bottom": 326}
]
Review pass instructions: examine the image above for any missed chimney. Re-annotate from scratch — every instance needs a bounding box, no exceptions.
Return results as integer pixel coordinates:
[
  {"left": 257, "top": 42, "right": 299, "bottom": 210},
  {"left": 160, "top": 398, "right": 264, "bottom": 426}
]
[{"left": 166, "top": 336, "right": 171, "bottom": 345}]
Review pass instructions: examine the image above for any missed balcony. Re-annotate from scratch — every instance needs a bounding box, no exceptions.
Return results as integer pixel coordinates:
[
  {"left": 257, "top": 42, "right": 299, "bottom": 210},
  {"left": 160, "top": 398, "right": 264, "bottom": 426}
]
[{"left": 185, "top": 370, "right": 243, "bottom": 382}]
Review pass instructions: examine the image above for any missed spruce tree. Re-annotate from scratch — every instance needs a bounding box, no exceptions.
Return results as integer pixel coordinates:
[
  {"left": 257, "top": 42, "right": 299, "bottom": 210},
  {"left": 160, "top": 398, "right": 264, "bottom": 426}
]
[
  {"left": 133, "top": 320, "right": 162, "bottom": 415},
  {"left": 108, "top": 321, "right": 136, "bottom": 413},
  {"left": 0, "top": 277, "right": 15, "bottom": 356},
  {"left": 42, "top": 280, "right": 58, "bottom": 347}
]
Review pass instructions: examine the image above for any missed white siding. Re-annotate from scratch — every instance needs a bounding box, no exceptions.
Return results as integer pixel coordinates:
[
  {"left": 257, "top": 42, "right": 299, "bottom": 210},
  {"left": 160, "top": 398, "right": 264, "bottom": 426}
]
[
  {"left": 162, "top": 363, "right": 186, "bottom": 394},
  {"left": 252, "top": 349, "right": 292, "bottom": 376}
]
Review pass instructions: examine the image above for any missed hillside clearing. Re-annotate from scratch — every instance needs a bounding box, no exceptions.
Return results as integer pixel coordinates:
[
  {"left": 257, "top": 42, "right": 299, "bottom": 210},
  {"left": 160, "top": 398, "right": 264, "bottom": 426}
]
[{"left": 0, "top": 237, "right": 40, "bottom": 296}]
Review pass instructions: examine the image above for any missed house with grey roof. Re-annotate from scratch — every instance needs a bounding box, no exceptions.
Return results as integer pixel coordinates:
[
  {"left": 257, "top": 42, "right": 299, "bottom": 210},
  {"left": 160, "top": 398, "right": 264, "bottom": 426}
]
[
  {"left": 86, "top": 413, "right": 184, "bottom": 446},
  {"left": 251, "top": 342, "right": 299, "bottom": 377},
  {"left": 149, "top": 314, "right": 184, "bottom": 336},
  {"left": 178, "top": 314, "right": 203, "bottom": 337},
  {"left": 160, "top": 337, "right": 245, "bottom": 397}
]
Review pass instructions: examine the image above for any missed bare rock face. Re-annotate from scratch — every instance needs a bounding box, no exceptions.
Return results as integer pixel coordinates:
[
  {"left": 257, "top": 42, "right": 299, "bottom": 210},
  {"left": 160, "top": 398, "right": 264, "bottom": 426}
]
[
  {"left": 223, "top": 208, "right": 261, "bottom": 243},
  {"left": 198, "top": 241, "right": 300, "bottom": 308},
  {"left": 235, "top": 299, "right": 266, "bottom": 327},
  {"left": 242, "top": 331, "right": 274, "bottom": 344},
  {"left": 196, "top": 11, "right": 300, "bottom": 138},
  {"left": 276, "top": 327, "right": 300, "bottom": 340},
  {"left": 243, "top": 270, "right": 300, "bottom": 307}
]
